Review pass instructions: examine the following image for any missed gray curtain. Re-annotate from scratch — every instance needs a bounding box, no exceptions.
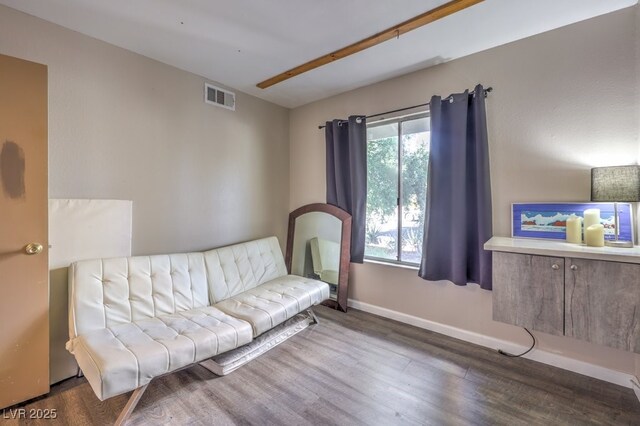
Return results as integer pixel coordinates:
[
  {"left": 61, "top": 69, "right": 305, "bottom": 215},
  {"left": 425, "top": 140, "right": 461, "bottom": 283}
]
[
  {"left": 325, "top": 116, "right": 367, "bottom": 263},
  {"left": 419, "top": 85, "right": 493, "bottom": 290}
]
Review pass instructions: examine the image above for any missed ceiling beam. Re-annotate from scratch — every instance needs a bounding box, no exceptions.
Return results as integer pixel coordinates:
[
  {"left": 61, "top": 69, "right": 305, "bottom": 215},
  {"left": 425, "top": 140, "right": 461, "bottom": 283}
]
[{"left": 256, "top": 0, "right": 485, "bottom": 89}]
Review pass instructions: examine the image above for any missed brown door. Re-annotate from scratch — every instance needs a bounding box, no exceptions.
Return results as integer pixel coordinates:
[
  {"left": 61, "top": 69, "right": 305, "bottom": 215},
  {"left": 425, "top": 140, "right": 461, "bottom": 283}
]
[{"left": 0, "top": 54, "right": 49, "bottom": 408}]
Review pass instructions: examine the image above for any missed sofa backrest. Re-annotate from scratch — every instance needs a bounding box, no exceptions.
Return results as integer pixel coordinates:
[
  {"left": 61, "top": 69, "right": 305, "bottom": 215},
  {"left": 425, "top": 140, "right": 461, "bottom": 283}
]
[
  {"left": 203, "top": 236, "right": 287, "bottom": 303},
  {"left": 68, "top": 253, "right": 209, "bottom": 338},
  {"left": 309, "top": 237, "right": 340, "bottom": 274},
  {"left": 69, "top": 236, "right": 287, "bottom": 338}
]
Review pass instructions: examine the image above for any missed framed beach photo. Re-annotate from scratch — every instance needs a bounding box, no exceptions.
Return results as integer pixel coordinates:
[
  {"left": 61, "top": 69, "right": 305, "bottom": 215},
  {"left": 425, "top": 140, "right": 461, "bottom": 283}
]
[{"left": 511, "top": 202, "right": 634, "bottom": 242}]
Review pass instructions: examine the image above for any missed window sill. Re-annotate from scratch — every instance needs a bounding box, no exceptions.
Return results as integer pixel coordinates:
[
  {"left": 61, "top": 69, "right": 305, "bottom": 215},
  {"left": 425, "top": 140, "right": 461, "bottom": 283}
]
[{"left": 363, "top": 258, "right": 419, "bottom": 271}]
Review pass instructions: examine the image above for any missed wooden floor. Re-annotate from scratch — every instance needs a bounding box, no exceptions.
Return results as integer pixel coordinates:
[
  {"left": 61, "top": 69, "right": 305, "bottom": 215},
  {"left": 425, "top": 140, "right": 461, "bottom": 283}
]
[{"left": 6, "top": 306, "right": 640, "bottom": 425}]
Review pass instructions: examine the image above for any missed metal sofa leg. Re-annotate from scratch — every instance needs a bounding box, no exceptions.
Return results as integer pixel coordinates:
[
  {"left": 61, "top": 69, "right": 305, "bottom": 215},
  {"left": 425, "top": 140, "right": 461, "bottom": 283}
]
[
  {"left": 115, "top": 383, "right": 150, "bottom": 426},
  {"left": 307, "top": 308, "right": 319, "bottom": 325},
  {"left": 76, "top": 367, "right": 84, "bottom": 378}
]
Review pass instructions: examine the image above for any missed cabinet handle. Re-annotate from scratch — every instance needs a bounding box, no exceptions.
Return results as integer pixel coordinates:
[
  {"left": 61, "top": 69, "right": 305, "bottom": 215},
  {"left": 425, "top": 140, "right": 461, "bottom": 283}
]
[
  {"left": 551, "top": 264, "right": 559, "bottom": 270},
  {"left": 570, "top": 265, "right": 578, "bottom": 271}
]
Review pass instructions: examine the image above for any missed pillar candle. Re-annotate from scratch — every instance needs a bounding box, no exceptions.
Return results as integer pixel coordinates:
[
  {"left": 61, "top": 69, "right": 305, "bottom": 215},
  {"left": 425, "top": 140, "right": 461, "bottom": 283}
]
[
  {"left": 566, "top": 215, "right": 582, "bottom": 244},
  {"left": 585, "top": 224, "right": 605, "bottom": 247},
  {"left": 582, "top": 209, "right": 600, "bottom": 241}
]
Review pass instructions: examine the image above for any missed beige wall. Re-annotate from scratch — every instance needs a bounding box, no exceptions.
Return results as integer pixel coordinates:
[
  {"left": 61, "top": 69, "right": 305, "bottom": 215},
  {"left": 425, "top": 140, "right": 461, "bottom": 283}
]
[
  {"left": 290, "top": 7, "right": 640, "bottom": 375},
  {"left": 0, "top": 5, "right": 290, "bottom": 255},
  {"left": 635, "top": 2, "right": 640, "bottom": 385}
]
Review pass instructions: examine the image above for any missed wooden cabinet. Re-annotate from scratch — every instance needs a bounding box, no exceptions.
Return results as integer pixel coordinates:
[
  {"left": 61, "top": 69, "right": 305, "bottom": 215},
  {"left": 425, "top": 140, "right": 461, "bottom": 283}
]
[
  {"left": 493, "top": 252, "right": 564, "bottom": 336},
  {"left": 487, "top": 238, "right": 640, "bottom": 354},
  {"left": 565, "top": 258, "right": 640, "bottom": 353}
]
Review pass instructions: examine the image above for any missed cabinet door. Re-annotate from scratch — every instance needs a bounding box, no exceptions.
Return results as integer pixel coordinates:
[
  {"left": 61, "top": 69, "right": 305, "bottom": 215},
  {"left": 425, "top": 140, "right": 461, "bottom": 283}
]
[
  {"left": 492, "top": 252, "right": 564, "bottom": 336},
  {"left": 565, "top": 258, "right": 640, "bottom": 353}
]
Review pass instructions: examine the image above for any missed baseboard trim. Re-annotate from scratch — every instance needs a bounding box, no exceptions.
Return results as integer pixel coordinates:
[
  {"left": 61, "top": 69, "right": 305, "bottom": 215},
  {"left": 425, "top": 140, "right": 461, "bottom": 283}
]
[
  {"left": 632, "top": 377, "right": 640, "bottom": 403},
  {"left": 347, "top": 299, "right": 634, "bottom": 389}
]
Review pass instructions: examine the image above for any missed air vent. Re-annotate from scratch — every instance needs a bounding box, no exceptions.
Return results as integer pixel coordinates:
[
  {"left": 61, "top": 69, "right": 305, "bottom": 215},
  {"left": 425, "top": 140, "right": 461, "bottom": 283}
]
[{"left": 204, "top": 83, "right": 235, "bottom": 111}]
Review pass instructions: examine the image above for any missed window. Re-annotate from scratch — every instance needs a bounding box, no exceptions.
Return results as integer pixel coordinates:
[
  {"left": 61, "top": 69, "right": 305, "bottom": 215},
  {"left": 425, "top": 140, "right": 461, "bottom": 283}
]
[{"left": 365, "top": 114, "right": 430, "bottom": 265}]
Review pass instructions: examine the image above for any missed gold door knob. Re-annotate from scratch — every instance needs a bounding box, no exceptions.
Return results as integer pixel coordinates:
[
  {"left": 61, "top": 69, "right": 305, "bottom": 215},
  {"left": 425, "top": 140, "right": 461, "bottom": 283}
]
[{"left": 25, "top": 243, "right": 43, "bottom": 255}]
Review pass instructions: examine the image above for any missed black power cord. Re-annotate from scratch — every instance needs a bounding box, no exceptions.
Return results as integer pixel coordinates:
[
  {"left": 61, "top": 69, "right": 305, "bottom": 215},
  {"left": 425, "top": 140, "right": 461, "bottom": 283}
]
[{"left": 498, "top": 327, "right": 536, "bottom": 357}]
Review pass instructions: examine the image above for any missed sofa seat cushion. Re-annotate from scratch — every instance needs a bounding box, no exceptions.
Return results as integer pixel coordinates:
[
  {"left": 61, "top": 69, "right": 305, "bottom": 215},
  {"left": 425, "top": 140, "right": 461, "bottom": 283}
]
[
  {"left": 214, "top": 275, "right": 330, "bottom": 337},
  {"left": 68, "top": 306, "right": 252, "bottom": 400}
]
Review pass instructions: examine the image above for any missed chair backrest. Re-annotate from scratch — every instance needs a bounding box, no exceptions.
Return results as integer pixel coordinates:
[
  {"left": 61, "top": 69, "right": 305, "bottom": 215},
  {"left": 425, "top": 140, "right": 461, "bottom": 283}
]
[{"left": 68, "top": 236, "right": 287, "bottom": 338}]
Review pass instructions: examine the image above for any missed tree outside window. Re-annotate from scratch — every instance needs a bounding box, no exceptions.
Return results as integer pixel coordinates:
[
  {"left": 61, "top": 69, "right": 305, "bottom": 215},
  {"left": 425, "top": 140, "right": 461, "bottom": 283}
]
[{"left": 365, "top": 115, "right": 430, "bottom": 265}]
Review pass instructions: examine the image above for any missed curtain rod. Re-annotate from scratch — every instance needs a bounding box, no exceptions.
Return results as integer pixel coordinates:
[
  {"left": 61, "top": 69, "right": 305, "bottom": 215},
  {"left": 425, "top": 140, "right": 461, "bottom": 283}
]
[{"left": 317, "top": 86, "right": 493, "bottom": 129}]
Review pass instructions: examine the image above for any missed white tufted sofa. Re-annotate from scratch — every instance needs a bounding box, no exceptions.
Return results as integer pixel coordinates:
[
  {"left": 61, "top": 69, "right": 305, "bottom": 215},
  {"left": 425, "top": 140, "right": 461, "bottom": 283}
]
[{"left": 66, "top": 236, "right": 329, "bottom": 423}]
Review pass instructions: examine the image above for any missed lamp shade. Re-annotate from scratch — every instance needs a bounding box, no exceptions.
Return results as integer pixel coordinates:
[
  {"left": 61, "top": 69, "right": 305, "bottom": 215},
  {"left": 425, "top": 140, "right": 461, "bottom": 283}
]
[{"left": 591, "top": 165, "right": 640, "bottom": 202}]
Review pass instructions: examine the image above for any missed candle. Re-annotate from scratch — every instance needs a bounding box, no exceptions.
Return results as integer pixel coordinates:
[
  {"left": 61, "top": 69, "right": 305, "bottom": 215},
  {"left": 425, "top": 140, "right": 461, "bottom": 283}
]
[
  {"left": 566, "top": 214, "right": 582, "bottom": 244},
  {"left": 582, "top": 209, "right": 600, "bottom": 241},
  {"left": 585, "top": 224, "right": 605, "bottom": 247}
]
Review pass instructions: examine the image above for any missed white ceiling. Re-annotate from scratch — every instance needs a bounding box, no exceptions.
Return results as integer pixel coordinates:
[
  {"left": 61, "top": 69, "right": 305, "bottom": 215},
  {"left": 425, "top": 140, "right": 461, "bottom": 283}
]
[{"left": 0, "top": 0, "right": 637, "bottom": 108}]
